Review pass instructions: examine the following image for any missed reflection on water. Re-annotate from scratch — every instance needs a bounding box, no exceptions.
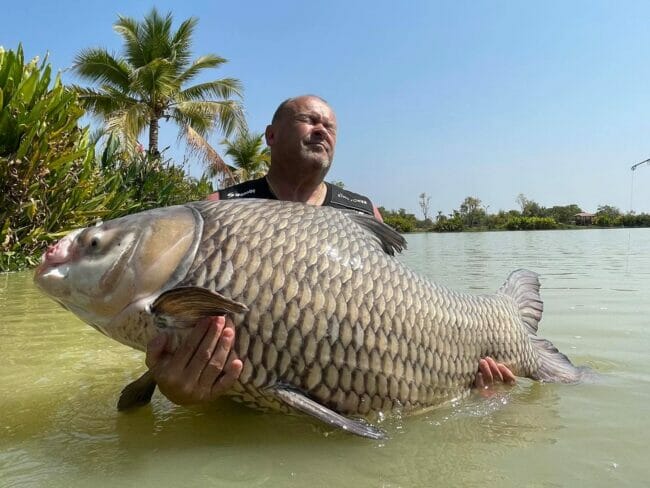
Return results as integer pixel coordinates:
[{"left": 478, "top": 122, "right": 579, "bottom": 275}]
[{"left": 2, "top": 229, "right": 650, "bottom": 487}]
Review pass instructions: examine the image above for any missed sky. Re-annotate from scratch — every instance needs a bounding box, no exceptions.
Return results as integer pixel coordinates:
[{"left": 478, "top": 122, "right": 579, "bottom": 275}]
[{"left": 4, "top": 0, "right": 650, "bottom": 216}]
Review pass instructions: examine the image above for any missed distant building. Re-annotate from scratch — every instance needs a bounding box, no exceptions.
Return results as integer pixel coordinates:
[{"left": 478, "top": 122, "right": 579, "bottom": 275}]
[{"left": 575, "top": 212, "right": 596, "bottom": 225}]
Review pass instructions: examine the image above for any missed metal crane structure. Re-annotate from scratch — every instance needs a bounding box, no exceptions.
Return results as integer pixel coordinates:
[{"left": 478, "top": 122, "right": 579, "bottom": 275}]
[
  {"left": 631, "top": 158, "right": 650, "bottom": 171},
  {"left": 629, "top": 158, "right": 649, "bottom": 215}
]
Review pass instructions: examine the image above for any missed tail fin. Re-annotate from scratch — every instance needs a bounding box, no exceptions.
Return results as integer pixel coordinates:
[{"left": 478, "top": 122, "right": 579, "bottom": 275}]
[
  {"left": 497, "top": 269, "right": 543, "bottom": 335},
  {"left": 498, "top": 269, "right": 588, "bottom": 383},
  {"left": 529, "top": 336, "right": 590, "bottom": 383}
]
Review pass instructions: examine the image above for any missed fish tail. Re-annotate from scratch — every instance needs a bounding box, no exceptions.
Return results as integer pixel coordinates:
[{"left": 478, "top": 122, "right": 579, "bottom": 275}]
[{"left": 499, "top": 269, "right": 588, "bottom": 383}]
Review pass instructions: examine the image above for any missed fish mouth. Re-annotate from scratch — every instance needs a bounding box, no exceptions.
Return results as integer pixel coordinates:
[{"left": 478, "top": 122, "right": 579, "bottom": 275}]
[
  {"left": 37, "top": 230, "right": 82, "bottom": 271},
  {"left": 34, "top": 256, "right": 66, "bottom": 283},
  {"left": 35, "top": 257, "right": 66, "bottom": 278},
  {"left": 34, "top": 230, "right": 82, "bottom": 283}
]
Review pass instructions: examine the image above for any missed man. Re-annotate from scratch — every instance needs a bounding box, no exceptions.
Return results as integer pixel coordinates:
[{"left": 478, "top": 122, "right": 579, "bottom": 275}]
[
  {"left": 213, "top": 95, "right": 383, "bottom": 219},
  {"left": 145, "top": 95, "right": 515, "bottom": 406}
]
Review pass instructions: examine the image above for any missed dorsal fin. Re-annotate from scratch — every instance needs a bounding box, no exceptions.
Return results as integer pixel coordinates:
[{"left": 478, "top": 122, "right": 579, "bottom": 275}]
[
  {"left": 497, "top": 269, "right": 543, "bottom": 334},
  {"left": 346, "top": 213, "right": 407, "bottom": 256}
]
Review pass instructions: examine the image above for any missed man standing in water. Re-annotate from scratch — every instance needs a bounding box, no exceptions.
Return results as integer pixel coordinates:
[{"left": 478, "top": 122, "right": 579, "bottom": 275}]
[{"left": 145, "top": 95, "right": 515, "bottom": 406}]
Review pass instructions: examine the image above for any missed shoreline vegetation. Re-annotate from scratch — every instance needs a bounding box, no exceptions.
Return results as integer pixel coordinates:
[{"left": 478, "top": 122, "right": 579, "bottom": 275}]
[
  {"left": 379, "top": 196, "right": 650, "bottom": 234},
  {"left": 2, "top": 12, "right": 649, "bottom": 273}
]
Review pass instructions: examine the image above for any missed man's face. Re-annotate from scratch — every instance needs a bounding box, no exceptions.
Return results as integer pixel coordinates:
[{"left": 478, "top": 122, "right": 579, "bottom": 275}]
[{"left": 266, "top": 97, "right": 337, "bottom": 173}]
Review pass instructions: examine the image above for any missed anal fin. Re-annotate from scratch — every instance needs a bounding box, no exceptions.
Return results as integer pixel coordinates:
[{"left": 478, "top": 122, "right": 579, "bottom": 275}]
[
  {"left": 271, "top": 385, "right": 386, "bottom": 440},
  {"left": 118, "top": 370, "right": 157, "bottom": 411}
]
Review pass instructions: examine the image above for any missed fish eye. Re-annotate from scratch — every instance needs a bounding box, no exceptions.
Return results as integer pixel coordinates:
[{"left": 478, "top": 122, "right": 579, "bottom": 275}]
[{"left": 83, "top": 231, "right": 102, "bottom": 251}]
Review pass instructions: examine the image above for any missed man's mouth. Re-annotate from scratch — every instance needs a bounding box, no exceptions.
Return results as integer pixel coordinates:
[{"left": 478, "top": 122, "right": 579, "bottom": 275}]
[{"left": 306, "top": 141, "right": 327, "bottom": 151}]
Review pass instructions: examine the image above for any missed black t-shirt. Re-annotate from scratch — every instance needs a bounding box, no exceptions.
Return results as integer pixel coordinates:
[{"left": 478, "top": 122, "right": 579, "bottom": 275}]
[{"left": 217, "top": 177, "right": 376, "bottom": 216}]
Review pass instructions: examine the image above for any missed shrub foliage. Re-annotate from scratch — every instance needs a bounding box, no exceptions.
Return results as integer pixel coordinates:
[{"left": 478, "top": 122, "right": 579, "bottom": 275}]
[{"left": 0, "top": 46, "right": 212, "bottom": 272}]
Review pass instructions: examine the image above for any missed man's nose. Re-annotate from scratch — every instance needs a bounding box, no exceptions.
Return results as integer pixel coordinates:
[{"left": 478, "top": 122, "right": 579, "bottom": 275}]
[{"left": 312, "top": 124, "right": 327, "bottom": 138}]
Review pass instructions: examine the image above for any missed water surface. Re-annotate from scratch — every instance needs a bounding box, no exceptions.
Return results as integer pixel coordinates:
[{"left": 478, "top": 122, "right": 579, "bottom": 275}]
[{"left": 1, "top": 228, "right": 649, "bottom": 487}]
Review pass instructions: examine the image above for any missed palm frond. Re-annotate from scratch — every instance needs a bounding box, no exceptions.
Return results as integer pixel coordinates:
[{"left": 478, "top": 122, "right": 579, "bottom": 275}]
[
  {"left": 174, "top": 100, "right": 246, "bottom": 136},
  {"left": 113, "top": 16, "right": 145, "bottom": 67},
  {"left": 175, "top": 55, "right": 228, "bottom": 85},
  {"left": 170, "top": 17, "right": 198, "bottom": 67},
  {"left": 129, "top": 58, "right": 178, "bottom": 99},
  {"left": 184, "top": 125, "right": 233, "bottom": 180},
  {"left": 170, "top": 103, "right": 215, "bottom": 136},
  {"left": 212, "top": 100, "right": 247, "bottom": 137},
  {"left": 177, "top": 78, "right": 242, "bottom": 102},
  {"left": 88, "top": 126, "right": 108, "bottom": 146},
  {"left": 105, "top": 104, "right": 149, "bottom": 148},
  {"left": 71, "top": 85, "right": 136, "bottom": 117},
  {"left": 142, "top": 9, "right": 174, "bottom": 61},
  {"left": 221, "top": 131, "right": 270, "bottom": 180},
  {"left": 72, "top": 48, "right": 131, "bottom": 89}
]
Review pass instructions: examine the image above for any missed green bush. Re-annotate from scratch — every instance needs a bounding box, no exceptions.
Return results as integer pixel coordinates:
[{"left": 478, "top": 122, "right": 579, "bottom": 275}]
[
  {"left": 593, "top": 214, "right": 622, "bottom": 227},
  {"left": 617, "top": 213, "right": 650, "bottom": 227},
  {"left": 0, "top": 46, "right": 109, "bottom": 270},
  {"left": 504, "top": 216, "right": 558, "bottom": 230},
  {"left": 379, "top": 207, "right": 419, "bottom": 233},
  {"left": 95, "top": 135, "right": 213, "bottom": 220},
  {"left": 434, "top": 216, "right": 464, "bottom": 232},
  {"left": 383, "top": 214, "right": 416, "bottom": 233},
  {"left": 0, "top": 46, "right": 213, "bottom": 272}
]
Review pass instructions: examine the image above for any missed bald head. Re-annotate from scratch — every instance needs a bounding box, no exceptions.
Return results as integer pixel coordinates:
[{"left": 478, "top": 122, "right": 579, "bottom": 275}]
[{"left": 271, "top": 95, "right": 331, "bottom": 124}]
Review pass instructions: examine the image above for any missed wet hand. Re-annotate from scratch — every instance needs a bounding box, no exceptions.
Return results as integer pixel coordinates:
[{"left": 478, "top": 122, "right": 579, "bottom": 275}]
[
  {"left": 474, "top": 356, "right": 516, "bottom": 395},
  {"left": 145, "top": 316, "right": 243, "bottom": 405}
]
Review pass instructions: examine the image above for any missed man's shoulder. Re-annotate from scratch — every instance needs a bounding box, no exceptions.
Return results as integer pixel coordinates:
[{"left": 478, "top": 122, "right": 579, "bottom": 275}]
[
  {"left": 218, "top": 177, "right": 275, "bottom": 200},
  {"left": 325, "top": 183, "right": 375, "bottom": 215}
]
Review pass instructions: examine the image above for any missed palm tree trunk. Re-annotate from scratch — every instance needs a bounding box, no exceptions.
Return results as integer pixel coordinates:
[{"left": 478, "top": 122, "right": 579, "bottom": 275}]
[{"left": 149, "top": 117, "right": 160, "bottom": 158}]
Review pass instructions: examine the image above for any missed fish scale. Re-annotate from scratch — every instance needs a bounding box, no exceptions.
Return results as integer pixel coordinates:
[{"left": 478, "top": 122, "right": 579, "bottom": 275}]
[{"left": 177, "top": 200, "right": 537, "bottom": 415}]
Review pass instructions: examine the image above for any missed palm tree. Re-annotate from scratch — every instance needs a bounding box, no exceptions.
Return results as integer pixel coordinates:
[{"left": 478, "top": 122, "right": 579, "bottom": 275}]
[
  {"left": 72, "top": 8, "right": 245, "bottom": 163},
  {"left": 219, "top": 131, "right": 271, "bottom": 183}
]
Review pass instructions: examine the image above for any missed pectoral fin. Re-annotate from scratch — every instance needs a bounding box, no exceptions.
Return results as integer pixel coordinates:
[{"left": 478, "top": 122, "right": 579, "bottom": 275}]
[
  {"left": 117, "top": 370, "right": 157, "bottom": 411},
  {"left": 151, "top": 286, "right": 249, "bottom": 328},
  {"left": 271, "top": 385, "right": 386, "bottom": 440}
]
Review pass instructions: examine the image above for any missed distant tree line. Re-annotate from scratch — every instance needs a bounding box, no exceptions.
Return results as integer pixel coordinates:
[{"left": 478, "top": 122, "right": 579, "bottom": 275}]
[{"left": 379, "top": 193, "right": 650, "bottom": 233}]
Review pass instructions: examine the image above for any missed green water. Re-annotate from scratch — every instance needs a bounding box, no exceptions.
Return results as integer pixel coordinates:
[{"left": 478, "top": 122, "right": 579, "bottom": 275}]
[{"left": 1, "top": 229, "right": 649, "bottom": 487}]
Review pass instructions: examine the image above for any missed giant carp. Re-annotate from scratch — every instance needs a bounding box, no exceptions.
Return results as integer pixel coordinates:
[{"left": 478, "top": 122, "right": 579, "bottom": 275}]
[{"left": 34, "top": 199, "right": 586, "bottom": 439}]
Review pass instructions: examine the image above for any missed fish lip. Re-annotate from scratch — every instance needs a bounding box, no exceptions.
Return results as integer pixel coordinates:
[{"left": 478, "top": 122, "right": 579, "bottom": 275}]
[
  {"left": 39, "top": 229, "right": 82, "bottom": 271},
  {"left": 34, "top": 234, "right": 81, "bottom": 283},
  {"left": 34, "top": 256, "right": 60, "bottom": 280}
]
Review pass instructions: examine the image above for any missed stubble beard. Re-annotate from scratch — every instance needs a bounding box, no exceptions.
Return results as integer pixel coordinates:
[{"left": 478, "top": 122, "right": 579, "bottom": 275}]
[{"left": 300, "top": 144, "right": 333, "bottom": 175}]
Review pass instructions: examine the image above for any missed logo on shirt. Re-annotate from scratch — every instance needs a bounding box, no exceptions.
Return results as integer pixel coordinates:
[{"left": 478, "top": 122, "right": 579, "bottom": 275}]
[
  {"left": 226, "top": 189, "right": 256, "bottom": 198},
  {"left": 335, "top": 191, "right": 368, "bottom": 205}
]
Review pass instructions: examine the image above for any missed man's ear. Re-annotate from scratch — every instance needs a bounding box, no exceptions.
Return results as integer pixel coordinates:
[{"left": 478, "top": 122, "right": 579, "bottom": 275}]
[{"left": 265, "top": 124, "right": 275, "bottom": 146}]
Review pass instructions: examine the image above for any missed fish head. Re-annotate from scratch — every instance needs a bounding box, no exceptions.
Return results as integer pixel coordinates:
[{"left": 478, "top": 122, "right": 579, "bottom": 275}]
[{"left": 34, "top": 205, "right": 200, "bottom": 334}]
